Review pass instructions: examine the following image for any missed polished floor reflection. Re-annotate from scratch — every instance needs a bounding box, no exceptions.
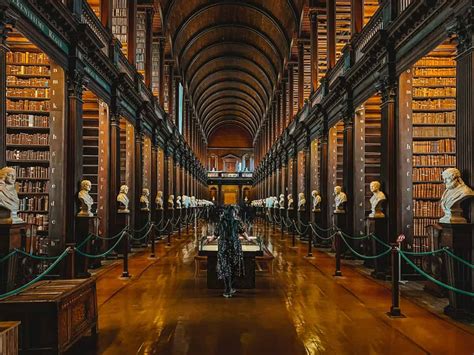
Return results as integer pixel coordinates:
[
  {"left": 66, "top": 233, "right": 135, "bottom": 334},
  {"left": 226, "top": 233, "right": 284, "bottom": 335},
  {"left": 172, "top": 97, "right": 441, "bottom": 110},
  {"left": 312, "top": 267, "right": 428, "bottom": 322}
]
[{"left": 68, "top": 229, "right": 474, "bottom": 355}]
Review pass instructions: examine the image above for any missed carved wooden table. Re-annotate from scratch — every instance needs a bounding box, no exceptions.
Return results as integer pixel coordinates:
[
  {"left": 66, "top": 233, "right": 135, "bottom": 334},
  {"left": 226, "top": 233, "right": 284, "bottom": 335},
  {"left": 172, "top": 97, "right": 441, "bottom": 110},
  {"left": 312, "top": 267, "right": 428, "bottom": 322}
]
[{"left": 0, "top": 278, "right": 97, "bottom": 354}]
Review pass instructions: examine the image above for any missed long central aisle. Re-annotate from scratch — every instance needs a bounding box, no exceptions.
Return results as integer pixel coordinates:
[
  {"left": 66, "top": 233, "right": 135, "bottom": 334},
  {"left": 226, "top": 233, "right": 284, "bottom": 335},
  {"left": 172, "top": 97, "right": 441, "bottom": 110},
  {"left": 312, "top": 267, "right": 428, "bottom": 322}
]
[{"left": 70, "top": 232, "right": 474, "bottom": 355}]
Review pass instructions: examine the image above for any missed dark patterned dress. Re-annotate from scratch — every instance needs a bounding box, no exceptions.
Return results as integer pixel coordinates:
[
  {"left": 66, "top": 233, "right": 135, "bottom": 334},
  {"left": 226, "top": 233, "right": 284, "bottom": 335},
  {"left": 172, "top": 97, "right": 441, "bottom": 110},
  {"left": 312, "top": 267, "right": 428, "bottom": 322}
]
[{"left": 215, "top": 218, "right": 245, "bottom": 280}]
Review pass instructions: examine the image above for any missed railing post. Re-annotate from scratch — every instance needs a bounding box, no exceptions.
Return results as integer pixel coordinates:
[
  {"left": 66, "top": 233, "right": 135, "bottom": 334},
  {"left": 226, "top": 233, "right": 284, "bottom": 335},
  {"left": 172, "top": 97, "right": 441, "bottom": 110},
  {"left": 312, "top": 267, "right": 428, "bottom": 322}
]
[
  {"left": 388, "top": 242, "right": 404, "bottom": 317},
  {"left": 149, "top": 221, "right": 156, "bottom": 259},
  {"left": 334, "top": 231, "right": 342, "bottom": 276},
  {"left": 121, "top": 216, "right": 130, "bottom": 278}
]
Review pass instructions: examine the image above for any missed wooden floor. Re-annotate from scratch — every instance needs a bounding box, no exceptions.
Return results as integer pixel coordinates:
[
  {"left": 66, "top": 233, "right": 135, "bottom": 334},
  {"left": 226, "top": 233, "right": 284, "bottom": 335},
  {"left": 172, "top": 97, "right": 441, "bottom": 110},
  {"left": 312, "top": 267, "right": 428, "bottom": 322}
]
[{"left": 68, "top": 228, "right": 474, "bottom": 355}]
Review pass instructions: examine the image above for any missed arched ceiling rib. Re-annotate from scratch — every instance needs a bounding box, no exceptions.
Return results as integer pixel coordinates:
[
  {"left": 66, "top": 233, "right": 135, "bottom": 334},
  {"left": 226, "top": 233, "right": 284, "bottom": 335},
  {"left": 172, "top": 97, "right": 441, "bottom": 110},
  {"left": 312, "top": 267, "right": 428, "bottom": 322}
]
[{"left": 161, "top": 0, "right": 304, "bottom": 139}]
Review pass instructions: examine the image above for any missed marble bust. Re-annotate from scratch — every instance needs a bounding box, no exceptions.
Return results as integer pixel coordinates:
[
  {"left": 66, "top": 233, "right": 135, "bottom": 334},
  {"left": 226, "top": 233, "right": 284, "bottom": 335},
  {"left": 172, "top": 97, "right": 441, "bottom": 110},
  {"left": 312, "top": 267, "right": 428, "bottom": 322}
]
[
  {"left": 168, "top": 194, "right": 175, "bottom": 209},
  {"left": 287, "top": 194, "right": 294, "bottom": 210},
  {"left": 117, "top": 185, "right": 130, "bottom": 213},
  {"left": 440, "top": 168, "right": 474, "bottom": 223},
  {"left": 273, "top": 196, "right": 279, "bottom": 209},
  {"left": 279, "top": 194, "right": 285, "bottom": 209},
  {"left": 0, "top": 167, "right": 23, "bottom": 224},
  {"left": 334, "top": 186, "right": 347, "bottom": 213},
  {"left": 183, "top": 195, "right": 190, "bottom": 208},
  {"left": 77, "top": 179, "right": 94, "bottom": 217},
  {"left": 176, "top": 195, "right": 182, "bottom": 209},
  {"left": 298, "top": 192, "right": 306, "bottom": 211},
  {"left": 155, "top": 191, "right": 164, "bottom": 209},
  {"left": 191, "top": 196, "right": 197, "bottom": 208},
  {"left": 140, "top": 188, "right": 150, "bottom": 211},
  {"left": 369, "top": 181, "right": 386, "bottom": 218},
  {"left": 311, "top": 190, "right": 321, "bottom": 212}
]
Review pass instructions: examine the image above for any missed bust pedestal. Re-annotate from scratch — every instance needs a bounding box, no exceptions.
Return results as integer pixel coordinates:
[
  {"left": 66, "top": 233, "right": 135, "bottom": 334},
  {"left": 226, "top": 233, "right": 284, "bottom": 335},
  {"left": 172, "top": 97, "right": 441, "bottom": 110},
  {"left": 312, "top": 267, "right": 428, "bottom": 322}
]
[
  {"left": 0, "top": 222, "right": 25, "bottom": 293},
  {"left": 74, "top": 217, "right": 95, "bottom": 278},
  {"left": 440, "top": 223, "right": 474, "bottom": 320},
  {"left": 369, "top": 217, "right": 390, "bottom": 280}
]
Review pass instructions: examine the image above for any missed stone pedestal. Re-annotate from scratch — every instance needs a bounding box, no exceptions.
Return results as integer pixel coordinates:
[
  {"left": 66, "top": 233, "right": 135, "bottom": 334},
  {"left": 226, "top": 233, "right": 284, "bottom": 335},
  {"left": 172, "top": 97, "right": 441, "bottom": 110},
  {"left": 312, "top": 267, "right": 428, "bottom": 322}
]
[
  {"left": 440, "top": 223, "right": 474, "bottom": 320},
  {"left": 114, "top": 213, "right": 130, "bottom": 256},
  {"left": 369, "top": 217, "right": 390, "bottom": 280},
  {"left": 74, "top": 217, "right": 94, "bottom": 278},
  {"left": 0, "top": 223, "right": 25, "bottom": 293}
]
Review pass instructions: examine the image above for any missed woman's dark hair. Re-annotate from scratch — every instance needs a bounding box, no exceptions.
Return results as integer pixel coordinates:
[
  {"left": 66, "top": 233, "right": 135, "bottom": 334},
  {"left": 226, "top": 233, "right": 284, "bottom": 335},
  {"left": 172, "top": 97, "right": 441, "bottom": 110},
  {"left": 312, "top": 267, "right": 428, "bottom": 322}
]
[{"left": 218, "top": 206, "right": 239, "bottom": 240}]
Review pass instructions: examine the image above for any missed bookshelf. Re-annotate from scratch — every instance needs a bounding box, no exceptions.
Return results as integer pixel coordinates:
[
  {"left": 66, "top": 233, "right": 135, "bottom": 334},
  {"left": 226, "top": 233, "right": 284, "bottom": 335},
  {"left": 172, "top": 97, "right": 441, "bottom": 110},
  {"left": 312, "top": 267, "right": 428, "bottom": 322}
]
[
  {"left": 310, "top": 139, "right": 320, "bottom": 193},
  {"left": 112, "top": 0, "right": 128, "bottom": 56},
  {"left": 410, "top": 42, "right": 457, "bottom": 251},
  {"left": 363, "top": 1, "right": 379, "bottom": 25},
  {"left": 328, "top": 122, "right": 344, "bottom": 220},
  {"left": 86, "top": 0, "right": 101, "bottom": 18},
  {"left": 4, "top": 31, "right": 64, "bottom": 243},
  {"left": 336, "top": 0, "right": 351, "bottom": 62},
  {"left": 82, "top": 91, "right": 109, "bottom": 236},
  {"left": 142, "top": 136, "right": 152, "bottom": 189},
  {"left": 135, "top": 11, "right": 146, "bottom": 76},
  {"left": 151, "top": 41, "right": 160, "bottom": 96}
]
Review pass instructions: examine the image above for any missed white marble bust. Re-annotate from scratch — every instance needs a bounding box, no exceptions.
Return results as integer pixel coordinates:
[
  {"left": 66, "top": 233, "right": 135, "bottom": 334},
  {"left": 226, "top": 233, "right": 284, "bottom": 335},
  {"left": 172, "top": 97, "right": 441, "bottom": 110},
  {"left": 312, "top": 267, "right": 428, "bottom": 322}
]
[
  {"left": 273, "top": 196, "right": 279, "bottom": 209},
  {"left": 298, "top": 192, "right": 306, "bottom": 211},
  {"left": 117, "top": 184, "right": 130, "bottom": 213},
  {"left": 440, "top": 168, "right": 474, "bottom": 223},
  {"left": 155, "top": 191, "right": 164, "bottom": 209},
  {"left": 369, "top": 181, "right": 386, "bottom": 218},
  {"left": 311, "top": 190, "right": 321, "bottom": 212},
  {"left": 168, "top": 194, "right": 175, "bottom": 209},
  {"left": 176, "top": 195, "right": 182, "bottom": 209},
  {"left": 78, "top": 179, "right": 94, "bottom": 217},
  {"left": 140, "top": 188, "right": 150, "bottom": 211},
  {"left": 0, "top": 167, "right": 23, "bottom": 224},
  {"left": 287, "top": 194, "right": 294, "bottom": 210},
  {"left": 279, "top": 194, "right": 285, "bottom": 209},
  {"left": 183, "top": 195, "right": 190, "bottom": 208},
  {"left": 334, "top": 186, "right": 347, "bottom": 214},
  {"left": 191, "top": 196, "right": 197, "bottom": 207}
]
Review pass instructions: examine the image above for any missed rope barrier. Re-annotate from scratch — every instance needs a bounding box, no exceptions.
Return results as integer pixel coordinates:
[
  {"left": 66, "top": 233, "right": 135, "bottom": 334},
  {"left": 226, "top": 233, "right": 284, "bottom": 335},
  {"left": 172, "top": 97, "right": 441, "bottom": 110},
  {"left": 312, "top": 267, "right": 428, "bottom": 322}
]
[
  {"left": 401, "top": 247, "right": 447, "bottom": 256},
  {"left": 310, "top": 224, "right": 337, "bottom": 240},
  {"left": 311, "top": 222, "right": 335, "bottom": 233},
  {"left": 87, "top": 225, "right": 129, "bottom": 241},
  {"left": 0, "top": 248, "right": 71, "bottom": 300},
  {"left": 443, "top": 248, "right": 474, "bottom": 269},
  {"left": 129, "top": 224, "right": 154, "bottom": 241},
  {"left": 13, "top": 249, "right": 60, "bottom": 260},
  {"left": 339, "top": 233, "right": 392, "bottom": 260},
  {"left": 153, "top": 219, "right": 171, "bottom": 233},
  {"left": 399, "top": 250, "right": 474, "bottom": 297},
  {"left": 339, "top": 230, "right": 374, "bottom": 240},
  {"left": 0, "top": 250, "right": 17, "bottom": 263},
  {"left": 292, "top": 219, "right": 309, "bottom": 235},
  {"left": 129, "top": 221, "right": 151, "bottom": 233},
  {"left": 75, "top": 231, "right": 128, "bottom": 258}
]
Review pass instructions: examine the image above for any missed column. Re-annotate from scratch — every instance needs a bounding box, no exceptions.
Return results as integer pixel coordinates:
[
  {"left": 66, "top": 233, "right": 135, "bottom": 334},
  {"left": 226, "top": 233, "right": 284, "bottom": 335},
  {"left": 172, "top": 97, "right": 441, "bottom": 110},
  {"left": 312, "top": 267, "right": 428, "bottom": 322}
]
[
  {"left": 455, "top": 14, "right": 474, "bottom": 221},
  {"left": 151, "top": 130, "right": 158, "bottom": 222},
  {"left": 291, "top": 147, "right": 298, "bottom": 203},
  {"left": 144, "top": 7, "right": 154, "bottom": 87},
  {"left": 319, "top": 122, "right": 330, "bottom": 230},
  {"left": 108, "top": 108, "right": 121, "bottom": 243},
  {"left": 297, "top": 41, "right": 304, "bottom": 110},
  {"left": 281, "top": 79, "right": 287, "bottom": 131},
  {"left": 100, "top": 0, "right": 113, "bottom": 30},
  {"left": 342, "top": 110, "right": 355, "bottom": 238},
  {"left": 309, "top": 9, "right": 319, "bottom": 93},
  {"left": 134, "top": 119, "right": 144, "bottom": 228},
  {"left": 327, "top": 0, "right": 336, "bottom": 69},
  {"left": 351, "top": 0, "right": 363, "bottom": 35},
  {"left": 167, "top": 61, "right": 174, "bottom": 117},
  {"left": 163, "top": 148, "right": 170, "bottom": 217},
  {"left": 174, "top": 76, "right": 180, "bottom": 127},
  {"left": 64, "top": 64, "right": 86, "bottom": 249},
  {"left": 127, "top": 0, "right": 137, "bottom": 65},
  {"left": 0, "top": 18, "right": 10, "bottom": 167},
  {"left": 304, "top": 131, "right": 311, "bottom": 223}
]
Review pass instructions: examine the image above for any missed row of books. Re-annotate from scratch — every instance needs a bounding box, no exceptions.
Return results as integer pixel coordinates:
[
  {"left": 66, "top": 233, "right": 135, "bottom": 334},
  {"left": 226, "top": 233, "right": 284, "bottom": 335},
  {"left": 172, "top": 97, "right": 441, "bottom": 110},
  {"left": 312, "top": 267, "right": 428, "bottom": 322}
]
[
  {"left": 412, "top": 99, "right": 456, "bottom": 110},
  {"left": 415, "top": 57, "right": 455, "bottom": 67},
  {"left": 16, "top": 181, "right": 49, "bottom": 193},
  {"left": 6, "top": 65, "right": 50, "bottom": 76},
  {"left": 19, "top": 196, "right": 49, "bottom": 211},
  {"left": 6, "top": 52, "right": 49, "bottom": 64},
  {"left": 6, "top": 99, "right": 50, "bottom": 111},
  {"left": 6, "top": 133, "right": 49, "bottom": 145},
  {"left": 412, "top": 112, "right": 455, "bottom": 124},
  {"left": 6, "top": 76, "right": 49, "bottom": 87},
  {"left": 414, "top": 200, "right": 443, "bottom": 217},
  {"left": 18, "top": 213, "right": 48, "bottom": 230},
  {"left": 413, "top": 183, "right": 445, "bottom": 199},
  {"left": 6, "top": 114, "right": 49, "bottom": 127},
  {"left": 413, "top": 68, "right": 456, "bottom": 77},
  {"left": 13, "top": 166, "right": 49, "bottom": 179},
  {"left": 6, "top": 149, "right": 50, "bottom": 161},
  {"left": 413, "top": 167, "right": 445, "bottom": 181},
  {"left": 7, "top": 88, "right": 50, "bottom": 98},
  {"left": 412, "top": 154, "right": 456, "bottom": 166},
  {"left": 413, "top": 139, "right": 455, "bottom": 153},
  {"left": 413, "top": 87, "right": 456, "bottom": 97},
  {"left": 412, "top": 77, "right": 455, "bottom": 86},
  {"left": 413, "top": 218, "right": 439, "bottom": 237},
  {"left": 413, "top": 126, "right": 455, "bottom": 137}
]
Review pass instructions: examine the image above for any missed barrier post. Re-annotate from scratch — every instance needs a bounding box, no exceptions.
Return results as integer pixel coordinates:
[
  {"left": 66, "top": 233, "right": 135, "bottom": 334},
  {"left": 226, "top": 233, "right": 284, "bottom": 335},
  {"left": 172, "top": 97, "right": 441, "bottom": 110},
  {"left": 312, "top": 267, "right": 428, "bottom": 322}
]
[
  {"left": 149, "top": 223, "right": 156, "bottom": 258},
  {"left": 307, "top": 227, "right": 313, "bottom": 257},
  {"left": 334, "top": 231, "right": 342, "bottom": 276},
  {"left": 388, "top": 236, "right": 405, "bottom": 317},
  {"left": 121, "top": 216, "right": 131, "bottom": 278},
  {"left": 280, "top": 209, "right": 284, "bottom": 239},
  {"left": 177, "top": 208, "right": 182, "bottom": 239}
]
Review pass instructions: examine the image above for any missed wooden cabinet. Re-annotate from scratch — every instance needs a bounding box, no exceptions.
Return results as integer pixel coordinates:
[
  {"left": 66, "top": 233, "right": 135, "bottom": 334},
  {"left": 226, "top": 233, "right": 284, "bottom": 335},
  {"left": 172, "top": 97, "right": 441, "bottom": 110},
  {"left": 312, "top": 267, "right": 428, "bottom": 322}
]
[{"left": 0, "top": 279, "right": 97, "bottom": 354}]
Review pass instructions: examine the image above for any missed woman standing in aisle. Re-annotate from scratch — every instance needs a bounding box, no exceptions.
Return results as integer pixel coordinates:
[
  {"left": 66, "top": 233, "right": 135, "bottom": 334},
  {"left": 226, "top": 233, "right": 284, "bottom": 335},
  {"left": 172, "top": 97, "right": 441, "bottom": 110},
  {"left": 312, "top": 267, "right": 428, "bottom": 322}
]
[{"left": 210, "top": 205, "right": 251, "bottom": 298}]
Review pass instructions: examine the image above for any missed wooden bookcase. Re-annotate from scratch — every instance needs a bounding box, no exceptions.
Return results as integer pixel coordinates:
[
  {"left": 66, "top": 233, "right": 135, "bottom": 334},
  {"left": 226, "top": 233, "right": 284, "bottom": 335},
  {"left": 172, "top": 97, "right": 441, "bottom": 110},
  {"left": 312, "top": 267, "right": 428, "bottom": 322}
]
[
  {"left": 112, "top": 0, "right": 128, "bottom": 56},
  {"left": 5, "top": 30, "right": 65, "bottom": 248},
  {"left": 142, "top": 136, "right": 151, "bottom": 190},
  {"left": 336, "top": 0, "right": 351, "bottom": 62},
  {"left": 135, "top": 10, "right": 146, "bottom": 77},
  {"left": 328, "top": 121, "right": 344, "bottom": 220},
  {"left": 363, "top": 1, "right": 379, "bottom": 25},
  {"left": 82, "top": 91, "right": 109, "bottom": 237}
]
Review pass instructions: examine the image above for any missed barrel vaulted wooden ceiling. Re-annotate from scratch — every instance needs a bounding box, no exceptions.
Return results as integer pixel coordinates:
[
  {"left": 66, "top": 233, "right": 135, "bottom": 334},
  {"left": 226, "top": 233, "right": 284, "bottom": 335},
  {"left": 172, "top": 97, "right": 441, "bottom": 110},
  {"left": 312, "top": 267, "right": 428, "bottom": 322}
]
[{"left": 154, "top": 0, "right": 305, "bottom": 140}]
